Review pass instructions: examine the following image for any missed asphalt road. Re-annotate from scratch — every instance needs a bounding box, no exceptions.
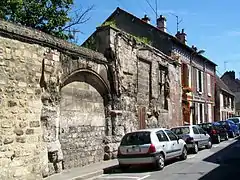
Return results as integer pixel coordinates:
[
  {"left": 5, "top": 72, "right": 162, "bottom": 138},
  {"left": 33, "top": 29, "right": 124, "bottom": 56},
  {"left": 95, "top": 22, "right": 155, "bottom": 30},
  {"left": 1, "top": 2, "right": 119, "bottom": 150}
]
[{"left": 92, "top": 137, "right": 240, "bottom": 180}]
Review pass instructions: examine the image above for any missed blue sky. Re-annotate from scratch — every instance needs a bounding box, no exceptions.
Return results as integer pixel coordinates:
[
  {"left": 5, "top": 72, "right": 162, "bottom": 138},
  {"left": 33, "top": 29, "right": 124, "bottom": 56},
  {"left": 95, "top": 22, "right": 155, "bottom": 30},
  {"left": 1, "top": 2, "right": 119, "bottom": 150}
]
[{"left": 74, "top": 0, "right": 240, "bottom": 77}]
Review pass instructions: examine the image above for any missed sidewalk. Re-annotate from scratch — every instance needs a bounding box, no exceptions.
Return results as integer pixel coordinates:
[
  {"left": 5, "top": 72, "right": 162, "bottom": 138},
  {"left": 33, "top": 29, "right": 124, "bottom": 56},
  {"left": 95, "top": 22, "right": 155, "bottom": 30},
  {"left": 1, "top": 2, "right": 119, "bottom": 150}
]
[{"left": 44, "top": 159, "right": 118, "bottom": 180}]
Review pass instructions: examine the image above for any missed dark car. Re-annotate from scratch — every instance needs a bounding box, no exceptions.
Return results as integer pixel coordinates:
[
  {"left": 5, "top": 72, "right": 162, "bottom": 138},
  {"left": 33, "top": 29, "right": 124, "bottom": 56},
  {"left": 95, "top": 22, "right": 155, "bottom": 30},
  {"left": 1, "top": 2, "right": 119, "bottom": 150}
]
[
  {"left": 198, "top": 122, "right": 228, "bottom": 143},
  {"left": 218, "top": 120, "right": 239, "bottom": 138}
]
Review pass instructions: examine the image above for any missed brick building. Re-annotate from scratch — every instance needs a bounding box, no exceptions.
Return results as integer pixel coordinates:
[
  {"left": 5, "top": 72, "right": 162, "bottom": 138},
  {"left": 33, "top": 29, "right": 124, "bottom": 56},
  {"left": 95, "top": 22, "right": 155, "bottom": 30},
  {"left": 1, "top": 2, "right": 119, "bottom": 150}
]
[
  {"left": 93, "top": 7, "right": 217, "bottom": 125},
  {"left": 215, "top": 76, "right": 235, "bottom": 120},
  {"left": 221, "top": 71, "right": 240, "bottom": 115}
]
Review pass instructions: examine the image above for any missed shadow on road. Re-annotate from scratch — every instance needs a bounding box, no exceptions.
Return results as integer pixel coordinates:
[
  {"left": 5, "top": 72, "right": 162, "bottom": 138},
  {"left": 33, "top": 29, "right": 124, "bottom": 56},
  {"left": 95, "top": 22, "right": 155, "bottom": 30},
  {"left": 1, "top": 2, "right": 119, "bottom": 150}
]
[
  {"left": 103, "top": 158, "right": 180, "bottom": 174},
  {"left": 199, "top": 137, "right": 240, "bottom": 180}
]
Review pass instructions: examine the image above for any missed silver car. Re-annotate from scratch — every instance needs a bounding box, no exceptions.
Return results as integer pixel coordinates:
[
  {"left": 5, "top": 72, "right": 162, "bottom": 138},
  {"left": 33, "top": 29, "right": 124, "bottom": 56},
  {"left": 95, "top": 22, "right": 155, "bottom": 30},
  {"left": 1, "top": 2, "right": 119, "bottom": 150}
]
[
  {"left": 117, "top": 128, "right": 187, "bottom": 170},
  {"left": 171, "top": 125, "right": 212, "bottom": 154}
]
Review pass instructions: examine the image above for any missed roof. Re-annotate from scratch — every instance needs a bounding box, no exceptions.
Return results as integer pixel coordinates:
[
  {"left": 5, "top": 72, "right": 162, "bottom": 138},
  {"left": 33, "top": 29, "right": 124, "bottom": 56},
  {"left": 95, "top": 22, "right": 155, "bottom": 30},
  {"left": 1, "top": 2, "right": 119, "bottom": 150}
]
[
  {"left": 216, "top": 76, "right": 235, "bottom": 96},
  {"left": 104, "top": 7, "right": 217, "bottom": 66},
  {"left": 133, "top": 128, "right": 167, "bottom": 133},
  {"left": 171, "top": 125, "right": 200, "bottom": 129}
]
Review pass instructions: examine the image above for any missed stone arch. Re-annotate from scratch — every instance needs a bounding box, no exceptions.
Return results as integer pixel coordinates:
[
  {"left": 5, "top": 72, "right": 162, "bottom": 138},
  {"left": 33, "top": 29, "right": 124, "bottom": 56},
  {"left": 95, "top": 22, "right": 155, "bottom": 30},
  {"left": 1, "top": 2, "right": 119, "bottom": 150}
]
[
  {"left": 61, "top": 68, "right": 111, "bottom": 105},
  {"left": 59, "top": 68, "right": 112, "bottom": 169}
]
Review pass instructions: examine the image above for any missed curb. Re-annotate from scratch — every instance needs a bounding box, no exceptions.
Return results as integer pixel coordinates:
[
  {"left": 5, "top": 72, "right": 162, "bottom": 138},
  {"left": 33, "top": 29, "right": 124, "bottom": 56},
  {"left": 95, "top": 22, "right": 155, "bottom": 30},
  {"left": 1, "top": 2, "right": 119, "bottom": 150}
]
[{"left": 71, "top": 165, "right": 120, "bottom": 180}]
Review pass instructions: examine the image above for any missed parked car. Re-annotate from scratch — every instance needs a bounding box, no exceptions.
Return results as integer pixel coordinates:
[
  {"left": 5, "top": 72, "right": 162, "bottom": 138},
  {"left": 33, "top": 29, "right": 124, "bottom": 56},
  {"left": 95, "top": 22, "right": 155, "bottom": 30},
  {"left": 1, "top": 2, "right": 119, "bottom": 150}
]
[
  {"left": 198, "top": 122, "right": 228, "bottom": 143},
  {"left": 117, "top": 128, "right": 187, "bottom": 170},
  {"left": 171, "top": 125, "right": 212, "bottom": 154},
  {"left": 226, "top": 117, "right": 240, "bottom": 124},
  {"left": 218, "top": 120, "right": 239, "bottom": 138}
]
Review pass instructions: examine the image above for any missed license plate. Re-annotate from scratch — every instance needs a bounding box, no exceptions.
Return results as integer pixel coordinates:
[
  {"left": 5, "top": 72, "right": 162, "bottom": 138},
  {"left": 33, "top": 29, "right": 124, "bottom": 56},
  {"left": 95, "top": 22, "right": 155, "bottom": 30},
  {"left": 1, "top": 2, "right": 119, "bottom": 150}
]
[{"left": 127, "top": 147, "right": 140, "bottom": 153}]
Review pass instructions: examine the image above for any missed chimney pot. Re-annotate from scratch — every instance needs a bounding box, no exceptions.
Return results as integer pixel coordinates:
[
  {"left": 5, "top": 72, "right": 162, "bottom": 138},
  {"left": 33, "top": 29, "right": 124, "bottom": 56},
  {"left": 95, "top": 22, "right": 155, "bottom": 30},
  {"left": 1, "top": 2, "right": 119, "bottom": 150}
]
[
  {"left": 142, "top": 14, "right": 150, "bottom": 23},
  {"left": 175, "top": 29, "right": 187, "bottom": 44},
  {"left": 157, "top": 15, "right": 167, "bottom": 32}
]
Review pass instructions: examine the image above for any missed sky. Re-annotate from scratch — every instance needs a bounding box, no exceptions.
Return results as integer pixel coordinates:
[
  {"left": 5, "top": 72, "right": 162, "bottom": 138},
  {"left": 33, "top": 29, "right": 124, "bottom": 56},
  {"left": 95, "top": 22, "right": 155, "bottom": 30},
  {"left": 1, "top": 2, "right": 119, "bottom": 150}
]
[{"left": 73, "top": 0, "right": 240, "bottom": 77}]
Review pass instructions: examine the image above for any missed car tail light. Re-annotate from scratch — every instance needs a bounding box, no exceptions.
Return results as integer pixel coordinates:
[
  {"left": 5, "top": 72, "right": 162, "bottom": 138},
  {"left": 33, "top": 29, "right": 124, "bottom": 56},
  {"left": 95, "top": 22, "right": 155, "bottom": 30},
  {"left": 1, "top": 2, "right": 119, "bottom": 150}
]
[
  {"left": 117, "top": 147, "right": 122, "bottom": 155},
  {"left": 211, "top": 129, "right": 217, "bottom": 134},
  {"left": 186, "top": 137, "right": 194, "bottom": 143},
  {"left": 148, "top": 144, "right": 156, "bottom": 153}
]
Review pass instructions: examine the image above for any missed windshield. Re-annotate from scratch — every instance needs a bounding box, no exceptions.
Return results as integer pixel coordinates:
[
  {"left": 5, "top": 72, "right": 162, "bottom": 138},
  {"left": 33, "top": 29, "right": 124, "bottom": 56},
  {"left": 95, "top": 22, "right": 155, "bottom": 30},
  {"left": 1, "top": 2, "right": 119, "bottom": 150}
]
[
  {"left": 171, "top": 127, "right": 190, "bottom": 135},
  {"left": 120, "top": 131, "right": 151, "bottom": 146}
]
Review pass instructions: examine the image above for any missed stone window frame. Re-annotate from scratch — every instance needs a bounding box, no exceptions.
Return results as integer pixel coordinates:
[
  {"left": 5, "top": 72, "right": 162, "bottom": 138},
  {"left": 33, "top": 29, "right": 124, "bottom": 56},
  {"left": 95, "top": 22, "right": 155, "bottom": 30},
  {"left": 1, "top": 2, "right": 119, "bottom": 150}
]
[{"left": 158, "top": 64, "right": 169, "bottom": 110}]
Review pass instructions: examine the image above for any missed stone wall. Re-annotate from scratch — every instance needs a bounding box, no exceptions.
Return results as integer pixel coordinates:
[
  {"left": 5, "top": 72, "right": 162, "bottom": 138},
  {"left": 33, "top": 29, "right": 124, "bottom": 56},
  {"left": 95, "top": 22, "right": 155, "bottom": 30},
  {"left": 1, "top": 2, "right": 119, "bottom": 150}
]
[
  {"left": 0, "top": 35, "right": 48, "bottom": 179},
  {"left": 60, "top": 82, "right": 105, "bottom": 169},
  {"left": 87, "top": 26, "right": 182, "bottom": 158},
  {"left": 0, "top": 20, "right": 111, "bottom": 179}
]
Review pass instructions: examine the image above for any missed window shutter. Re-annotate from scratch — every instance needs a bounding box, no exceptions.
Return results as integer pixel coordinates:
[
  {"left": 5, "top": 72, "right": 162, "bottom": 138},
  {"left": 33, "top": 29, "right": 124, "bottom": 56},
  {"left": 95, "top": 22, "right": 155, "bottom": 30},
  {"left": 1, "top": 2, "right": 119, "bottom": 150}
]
[
  {"left": 196, "top": 70, "right": 199, "bottom": 91},
  {"left": 201, "top": 71, "right": 204, "bottom": 93},
  {"left": 182, "top": 63, "right": 188, "bottom": 87},
  {"left": 207, "top": 74, "right": 211, "bottom": 96}
]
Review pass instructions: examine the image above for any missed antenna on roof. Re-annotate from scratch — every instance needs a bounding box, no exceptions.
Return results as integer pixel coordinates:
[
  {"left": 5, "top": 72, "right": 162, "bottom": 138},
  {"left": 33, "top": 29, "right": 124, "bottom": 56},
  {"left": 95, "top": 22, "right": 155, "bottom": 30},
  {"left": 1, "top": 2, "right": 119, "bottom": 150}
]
[
  {"left": 224, "top": 61, "right": 228, "bottom": 71},
  {"left": 145, "top": 0, "right": 158, "bottom": 23},
  {"left": 169, "top": 13, "right": 183, "bottom": 32}
]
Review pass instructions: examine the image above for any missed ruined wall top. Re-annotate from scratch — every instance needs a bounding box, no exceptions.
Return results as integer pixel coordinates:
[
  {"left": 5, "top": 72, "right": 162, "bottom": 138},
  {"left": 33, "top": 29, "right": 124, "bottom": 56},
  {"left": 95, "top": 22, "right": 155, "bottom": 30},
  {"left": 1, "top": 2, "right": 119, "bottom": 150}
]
[{"left": 0, "top": 19, "right": 107, "bottom": 63}]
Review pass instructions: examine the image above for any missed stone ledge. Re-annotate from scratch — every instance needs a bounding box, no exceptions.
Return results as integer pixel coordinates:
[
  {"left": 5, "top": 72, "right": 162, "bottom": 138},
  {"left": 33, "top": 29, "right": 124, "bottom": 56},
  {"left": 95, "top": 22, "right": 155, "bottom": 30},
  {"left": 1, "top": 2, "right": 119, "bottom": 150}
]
[{"left": 0, "top": 20, "right": 107, "bottom": 64}]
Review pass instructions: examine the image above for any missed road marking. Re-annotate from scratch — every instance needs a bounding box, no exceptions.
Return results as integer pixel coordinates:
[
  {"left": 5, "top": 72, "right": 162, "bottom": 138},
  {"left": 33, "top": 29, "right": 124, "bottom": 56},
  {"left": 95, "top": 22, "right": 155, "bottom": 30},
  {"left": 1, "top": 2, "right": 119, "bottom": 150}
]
[
  {"left": 137, "top": 175, "right": 150, "bottom": 180},
  {"left": 188, "top": 154, "right": 196, "bottom": 159}
]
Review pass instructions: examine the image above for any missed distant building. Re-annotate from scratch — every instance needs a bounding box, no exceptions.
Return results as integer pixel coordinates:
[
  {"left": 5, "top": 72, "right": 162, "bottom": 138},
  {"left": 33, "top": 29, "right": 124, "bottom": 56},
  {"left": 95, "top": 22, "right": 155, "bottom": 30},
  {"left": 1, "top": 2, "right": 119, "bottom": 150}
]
[
  {"left": 215, "top": 76, "right": 235, "bottom": 120},
  {"left": 221, "top": 71, "right": 240, "bottom": 115}
]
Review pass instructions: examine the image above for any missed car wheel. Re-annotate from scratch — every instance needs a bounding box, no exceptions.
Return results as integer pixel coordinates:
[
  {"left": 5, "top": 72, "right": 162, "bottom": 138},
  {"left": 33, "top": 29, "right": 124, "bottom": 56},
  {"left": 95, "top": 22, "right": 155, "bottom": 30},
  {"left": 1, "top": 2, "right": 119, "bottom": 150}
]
[
  {"left": 216, "top": 135, "right": 221, "bottom": 144},
  {"left": 231, "top": 131, "right": 235, "bottom": 138},
  {"left": 155, "top": 153, "right": 165, "bottom": 170},
  {"left": 225, "top": 133, "right": 229, "bottom": 140},
  {"left": 193, "top": 143, "right": 198, "bottom": 154},
  {"left": 180, "top": 146, "right": 187, "bottom": 160},
  {"left": 206, "top": 140, "right": 212, "bottom": 149}
]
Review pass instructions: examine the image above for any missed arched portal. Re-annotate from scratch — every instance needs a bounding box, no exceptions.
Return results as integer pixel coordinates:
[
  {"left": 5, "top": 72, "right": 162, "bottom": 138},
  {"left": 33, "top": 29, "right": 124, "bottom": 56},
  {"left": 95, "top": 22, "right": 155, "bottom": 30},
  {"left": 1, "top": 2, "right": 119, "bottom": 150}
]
[{"left": 60, "top": 69, "right": 111, "bottom": 169}]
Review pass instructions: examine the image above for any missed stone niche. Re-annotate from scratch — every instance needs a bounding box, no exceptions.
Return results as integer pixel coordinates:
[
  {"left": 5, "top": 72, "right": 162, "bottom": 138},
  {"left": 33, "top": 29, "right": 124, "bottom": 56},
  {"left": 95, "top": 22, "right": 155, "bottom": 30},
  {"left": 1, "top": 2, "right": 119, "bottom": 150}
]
[{"left": 59, "top": 81, "right": 106, "bottom": 169}]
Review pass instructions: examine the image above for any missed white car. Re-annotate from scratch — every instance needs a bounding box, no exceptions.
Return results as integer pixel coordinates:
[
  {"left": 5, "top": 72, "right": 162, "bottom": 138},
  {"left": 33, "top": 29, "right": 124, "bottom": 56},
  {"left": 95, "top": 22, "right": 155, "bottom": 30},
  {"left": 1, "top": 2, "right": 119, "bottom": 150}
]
[{"left": 117, "top": 128, "right": 187, "bottom": 170}]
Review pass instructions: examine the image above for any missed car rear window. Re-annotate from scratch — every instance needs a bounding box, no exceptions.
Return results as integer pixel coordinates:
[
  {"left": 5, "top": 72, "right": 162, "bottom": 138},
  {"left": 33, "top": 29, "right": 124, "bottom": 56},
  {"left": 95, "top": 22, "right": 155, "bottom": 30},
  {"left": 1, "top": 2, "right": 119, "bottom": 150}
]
[
  {"left": 199, "top": 124, "right": 212, "bottom": 130},
  {"left": 229, "top": 118, "right": 239, "bottom": 124},
  {"left": 120, "top": 131, "right": 151, "bottom": 146},
  {"left": 171, "top": 127, "right": 190, "bottom": 135}
]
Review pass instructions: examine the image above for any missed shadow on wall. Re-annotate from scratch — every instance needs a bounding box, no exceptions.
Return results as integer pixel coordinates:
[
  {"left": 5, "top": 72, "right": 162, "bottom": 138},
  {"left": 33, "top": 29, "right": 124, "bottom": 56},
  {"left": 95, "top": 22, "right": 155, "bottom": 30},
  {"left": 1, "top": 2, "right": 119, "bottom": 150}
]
[{"left": 199, "top": 137, "right": 240, "bottom": 180}]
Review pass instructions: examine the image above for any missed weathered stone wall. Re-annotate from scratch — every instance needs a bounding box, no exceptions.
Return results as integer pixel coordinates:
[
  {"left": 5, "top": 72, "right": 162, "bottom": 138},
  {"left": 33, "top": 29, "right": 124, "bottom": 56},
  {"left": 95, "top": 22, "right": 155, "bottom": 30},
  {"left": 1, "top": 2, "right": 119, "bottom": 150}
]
[
  {"left": 0, "top": 20, "right": 112, "bottom": 179},
  {"left": 0, "top": 35, "right": 48, "bottom": 179},
  {"left": 60, "top": 81, "right": 105, "bottom": 169},
  {"left": 87, "top": 26, "right": 182, "bottom": 158}
]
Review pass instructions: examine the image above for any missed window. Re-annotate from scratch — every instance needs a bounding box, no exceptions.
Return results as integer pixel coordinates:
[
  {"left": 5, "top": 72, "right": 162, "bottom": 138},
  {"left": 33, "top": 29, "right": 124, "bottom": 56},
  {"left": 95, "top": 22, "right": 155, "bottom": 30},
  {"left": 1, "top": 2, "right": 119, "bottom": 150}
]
[
  {"left": 159, "top": 65, "right": 167, "bottom": 95},
  {"left": 198, "top": 127, "right": 206, "bottom": 134},
  {"left": 207, "top": 74, "right": 211, "bottom": 96},
  {"left": 120, "top": 132, "right": 151, "bottom": 146},
  {"left": 182, "top": 63, "right": 189, "bottom": 87},
  {"left": 197, "top": 70, "right": 203, "bottom": 93},
  {"left": 171, "top": 127, "right": 190, "bottom": 135},
  {"left": 165, "top": 130, "right": 178, "bottom": 141},
  {"left": 156, "top": 130, "right": 169, "bottom": 142},
  {"left": 192, "top": 126, "right": 199, "bottom": 134},
  {"left": 199, "top": 103, "right": 203, "bottom": 123},
  {"left": 231, "top": 98, "right": 234, "bottom": 109}
]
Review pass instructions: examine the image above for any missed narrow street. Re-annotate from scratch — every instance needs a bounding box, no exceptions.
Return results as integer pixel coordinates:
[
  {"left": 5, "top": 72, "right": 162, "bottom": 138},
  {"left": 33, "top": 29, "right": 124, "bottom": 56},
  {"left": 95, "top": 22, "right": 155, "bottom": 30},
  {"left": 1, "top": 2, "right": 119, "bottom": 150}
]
[{"left": 93, "top": 138, "right": 240, "bottom": 180}]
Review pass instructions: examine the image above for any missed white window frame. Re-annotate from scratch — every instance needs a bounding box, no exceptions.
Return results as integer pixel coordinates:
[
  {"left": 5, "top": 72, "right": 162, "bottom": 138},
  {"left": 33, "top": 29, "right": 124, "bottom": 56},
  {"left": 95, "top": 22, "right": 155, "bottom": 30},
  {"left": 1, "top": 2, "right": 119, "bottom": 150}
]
[{"left": 207, "top": 74, "right": 211, "bottom": 97}]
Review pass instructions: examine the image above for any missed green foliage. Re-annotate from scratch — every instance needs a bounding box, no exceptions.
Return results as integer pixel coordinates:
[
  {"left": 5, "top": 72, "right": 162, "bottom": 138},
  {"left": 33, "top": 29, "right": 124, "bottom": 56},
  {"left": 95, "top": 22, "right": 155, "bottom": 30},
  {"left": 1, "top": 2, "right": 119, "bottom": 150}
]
[
  {"left": 82, "top": 35, "right": 97, "bottom": 50},
  {"left": 0, "top": 0, "right": 89, "bottom": 40},
  {"left": 132, "top": 35, "right": 151, "bottom": 45},
  {"left": 100, "top": 20, "right": 116, "bottom": 28}
]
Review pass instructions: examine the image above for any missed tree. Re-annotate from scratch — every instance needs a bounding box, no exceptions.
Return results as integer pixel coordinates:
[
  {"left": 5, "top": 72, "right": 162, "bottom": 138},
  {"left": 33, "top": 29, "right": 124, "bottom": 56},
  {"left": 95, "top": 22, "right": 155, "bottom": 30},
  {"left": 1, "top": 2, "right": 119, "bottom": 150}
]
[{"left": 0, "top": 0, "right": 93, "bottom": 40}]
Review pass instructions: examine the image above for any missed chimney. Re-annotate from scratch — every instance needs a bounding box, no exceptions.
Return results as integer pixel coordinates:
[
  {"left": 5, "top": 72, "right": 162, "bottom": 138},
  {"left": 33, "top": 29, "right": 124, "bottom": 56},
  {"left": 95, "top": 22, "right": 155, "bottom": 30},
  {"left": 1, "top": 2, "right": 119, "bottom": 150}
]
[
  {"left": 157, "top": 15, "right": 167, "bottom": 32},
  {"left": 142, "top": 15, "right": 150, "bottom": 24},
  {"left": 227, "top": 71, "right": 236, "bottom": 79},
  {"left": 176, "top": 29, "right": 187, "bottom": 44}
]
